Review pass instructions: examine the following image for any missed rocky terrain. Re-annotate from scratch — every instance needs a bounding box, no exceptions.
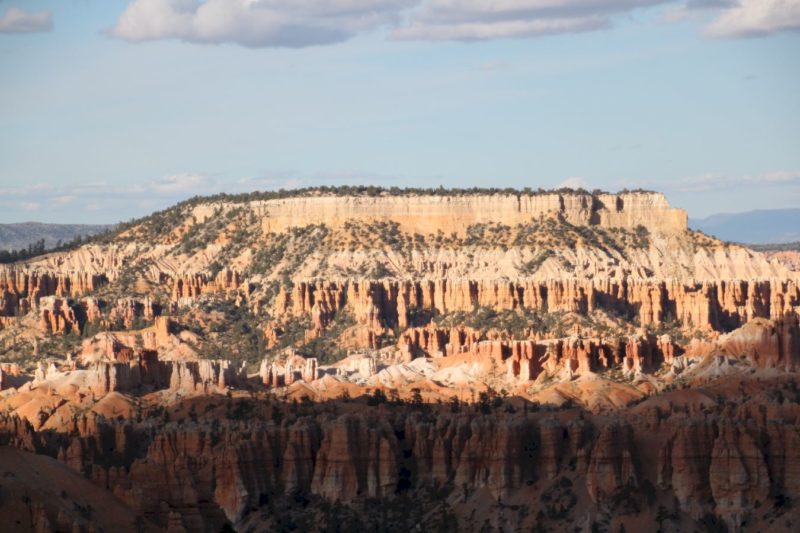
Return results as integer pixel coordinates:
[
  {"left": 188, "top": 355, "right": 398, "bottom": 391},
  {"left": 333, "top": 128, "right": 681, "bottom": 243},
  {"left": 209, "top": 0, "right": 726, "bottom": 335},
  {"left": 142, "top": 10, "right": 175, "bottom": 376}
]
[{"left": 0, "top": 187, "right": 798, "bottom": 532}]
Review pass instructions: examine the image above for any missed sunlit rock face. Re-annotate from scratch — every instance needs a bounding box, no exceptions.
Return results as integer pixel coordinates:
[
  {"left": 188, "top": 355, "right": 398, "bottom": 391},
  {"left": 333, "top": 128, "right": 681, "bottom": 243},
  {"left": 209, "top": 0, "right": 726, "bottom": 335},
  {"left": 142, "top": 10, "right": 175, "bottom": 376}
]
[{"left": 0, "top": 188, "right": 799, "bottom": 531}]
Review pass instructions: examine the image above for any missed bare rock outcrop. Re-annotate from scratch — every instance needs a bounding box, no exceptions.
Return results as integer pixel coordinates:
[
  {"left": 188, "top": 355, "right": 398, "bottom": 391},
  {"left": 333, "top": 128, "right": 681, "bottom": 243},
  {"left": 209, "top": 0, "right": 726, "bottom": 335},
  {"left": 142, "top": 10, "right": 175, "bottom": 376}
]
[
  {"left": 169, "top": 360, "right": 245, "bottom": 393},
  {"left": 718, "top": 316, "right": 800, "bottom": 371},
  {"left": 108, "top": 297, "right": 159, "bottom": 328},
  {"left": 585, "top": 421, "right": 638, "bottom": 504},
  {"left": 0, "top": 268, "right": 105, "bottom": 302},
  {"left": 310, "top": 414, "right": 399, "bottom": 501},
  {"left": 709, "top": 423, "right": 770, "bottom": 531},
  {"left": 260, "top": 192, "right": 687, "bottom": 235},
  {"left": 268, "top": 278, "right": 800, "bottom": 340},
  {"left": 37, "top": 296, "right": 80, "bottom": 335}
]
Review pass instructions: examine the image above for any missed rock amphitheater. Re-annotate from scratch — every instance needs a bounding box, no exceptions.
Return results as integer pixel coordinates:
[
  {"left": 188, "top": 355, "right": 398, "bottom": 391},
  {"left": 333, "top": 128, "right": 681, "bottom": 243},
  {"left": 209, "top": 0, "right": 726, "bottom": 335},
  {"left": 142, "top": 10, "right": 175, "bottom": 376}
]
[{"left": 0, "top": 189, "right": 798, "bottom": 532}]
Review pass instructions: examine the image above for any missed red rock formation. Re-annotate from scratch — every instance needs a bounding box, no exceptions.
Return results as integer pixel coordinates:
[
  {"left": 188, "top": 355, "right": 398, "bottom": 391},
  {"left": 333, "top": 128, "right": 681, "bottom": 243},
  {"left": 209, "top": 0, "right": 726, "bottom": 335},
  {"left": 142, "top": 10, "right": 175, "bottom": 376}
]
[
  {"left": 709, "top": 422, "right": 770, "bottom": 531},
  {"left": 37, "top": 296, "right": 80, "bottom": 335},
  {"left": 171, "top": 269, "right": 242, "bottom": 302},
  {"left": 665, "top": 421, "right": 718, "bottom": 518},
  {"left": 657, "top": 334, "right": 678, "bottom": 364},
  {"left": 259, "top": 354, "right": 320, "bottom": 387},
  {"left": 0, "top": 391, "right": 796, "bottom": 531},
  {"left": 303, "top": 358, "right": 318, "bottom": 382},
  {"left": 81, "top": 297, "right": 103, "bottom": 324},
  {"left": 397, "top": 325, "right": 482, "bottom": 358},
  {"left": 265, "top": 278, "right": 800, "bottom": 339},
  {"left": 453, "top": 416, "right": 539, "bottom": 499},
  {"left": 107, "top": 297, "right": 158, "bottom": 328},
  {"left": 585, "top": 422, "right": 638, "bottom": 504},
  {"left": 624, "top": 332, "right": 655, "bottom": 375},
  {"left": 538, "top": 418, "right": 563, "bottom": 480},
  {"left": 719, "top": 316, "right": 800, "bottom": 371},
  {"left": 140, "top": 316, "right": 174, "bottom": 350},
  {"left": 85, "top": 350, "right": 164, "bottom": 395},
  {"left": 0, "top": 268, "right": 105, "bottom": 312},
  {"left": 310, "top": 414, "right": 399, "bottom": 500},
  {"left": 259, "top": 359, "right": 277, "bottom": 386},
  {"left": 169, "top": 360, "right": 244, "bottom": 393},
  {"left": 0, "top": 288, "right": 19, "bottom": 317}
]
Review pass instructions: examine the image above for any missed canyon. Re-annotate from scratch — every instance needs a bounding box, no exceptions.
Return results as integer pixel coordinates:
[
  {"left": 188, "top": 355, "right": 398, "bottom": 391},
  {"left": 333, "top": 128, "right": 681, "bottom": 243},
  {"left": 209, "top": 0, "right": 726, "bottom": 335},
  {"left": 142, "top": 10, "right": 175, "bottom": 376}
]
[{"left": 0, "top": 188, "right": 798, "bottom": 532}]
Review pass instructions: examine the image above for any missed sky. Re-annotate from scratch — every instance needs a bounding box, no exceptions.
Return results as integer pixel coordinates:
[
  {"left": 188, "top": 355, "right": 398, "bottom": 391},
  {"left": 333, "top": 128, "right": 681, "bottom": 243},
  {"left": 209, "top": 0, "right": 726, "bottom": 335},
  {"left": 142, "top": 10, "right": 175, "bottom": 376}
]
[{"left": 0, "top": 0, "right": 798, "bottom": 224}]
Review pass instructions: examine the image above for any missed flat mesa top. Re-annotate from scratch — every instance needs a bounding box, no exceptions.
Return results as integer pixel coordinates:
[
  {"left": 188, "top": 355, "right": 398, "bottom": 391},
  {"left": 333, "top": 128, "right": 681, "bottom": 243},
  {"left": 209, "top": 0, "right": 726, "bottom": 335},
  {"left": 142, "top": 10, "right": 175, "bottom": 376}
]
[{"left": 186, "top": 190, "right": 687, "bottom": 235}]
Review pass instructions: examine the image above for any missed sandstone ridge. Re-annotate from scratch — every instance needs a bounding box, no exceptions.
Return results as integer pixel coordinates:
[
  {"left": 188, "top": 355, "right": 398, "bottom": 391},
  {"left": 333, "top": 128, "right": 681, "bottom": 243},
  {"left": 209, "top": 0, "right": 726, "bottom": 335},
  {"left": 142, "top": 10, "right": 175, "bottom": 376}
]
[{"left": 253, "top": 191, "right": 688, "bottom": 235}]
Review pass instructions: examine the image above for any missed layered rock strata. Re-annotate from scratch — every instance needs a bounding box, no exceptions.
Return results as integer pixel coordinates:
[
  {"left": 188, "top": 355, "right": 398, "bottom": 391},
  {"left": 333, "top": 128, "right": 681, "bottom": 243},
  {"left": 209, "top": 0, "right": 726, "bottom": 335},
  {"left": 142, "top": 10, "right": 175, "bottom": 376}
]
[
  {"left": 1, "top": 393, "right": 797, "bottom": 532},
  {"left": 256, "top": 192, "right": 688, "bottom": 235},
  {"left": 271, "top": 278, "right": 800, "bottom": 335}
]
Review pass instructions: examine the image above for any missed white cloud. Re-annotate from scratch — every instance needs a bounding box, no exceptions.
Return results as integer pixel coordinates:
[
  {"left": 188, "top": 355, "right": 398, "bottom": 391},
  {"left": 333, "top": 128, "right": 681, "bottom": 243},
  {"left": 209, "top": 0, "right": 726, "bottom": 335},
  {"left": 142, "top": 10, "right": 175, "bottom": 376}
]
[
  {"left": 0, "top": 7, "right": 52, "bottom": 33},
  {"left": 393, "top": 0, "right": 669, "bottom": 41},
  {"left": 706, "top": 0, "right": 800, "bottom": 37},
  {"left": 109, "top": 0, "right": 698, "bottom": 46},
  {"left": 111, "top": 0, "right": 415, "bottom": 47},
  {"left": 100, "top": 0, "right": 800, "bottom": 46},
  {"left": 394, "top": 15, "right": 608, "bottom": 41}
]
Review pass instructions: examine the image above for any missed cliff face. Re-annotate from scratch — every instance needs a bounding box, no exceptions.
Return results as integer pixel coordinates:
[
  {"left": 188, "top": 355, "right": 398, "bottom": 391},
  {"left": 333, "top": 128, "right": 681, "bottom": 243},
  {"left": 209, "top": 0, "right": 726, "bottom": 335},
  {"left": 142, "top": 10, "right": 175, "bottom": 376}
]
[
  {"left": 2, "top": 385, "right": 798, "bottom": 532},
  {"left": 0, "top": 189, "right": 799, "bottom": 532},
  {"left": 272, "top": 278, "right": 800, "bottom": 335},
  {"left": 0, "top": 192, "right": 790, "bottom": 332},
  {"left": 255, "top": 192, "right": 688, "bottom": 235},
  {"left": 28, "top": 351, "right": 246, "bottom": 398}
]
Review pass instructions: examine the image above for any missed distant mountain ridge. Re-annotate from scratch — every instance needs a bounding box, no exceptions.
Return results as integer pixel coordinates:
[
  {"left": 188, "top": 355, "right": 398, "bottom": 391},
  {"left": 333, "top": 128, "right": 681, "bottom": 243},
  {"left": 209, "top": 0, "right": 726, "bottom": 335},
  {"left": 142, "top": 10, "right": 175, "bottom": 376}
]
[
  {"left": 690, "top": 208, "right": 800, "bottom": 245},
  {"left": 0, "top": 222, "right": 114, "bottom": 251}
]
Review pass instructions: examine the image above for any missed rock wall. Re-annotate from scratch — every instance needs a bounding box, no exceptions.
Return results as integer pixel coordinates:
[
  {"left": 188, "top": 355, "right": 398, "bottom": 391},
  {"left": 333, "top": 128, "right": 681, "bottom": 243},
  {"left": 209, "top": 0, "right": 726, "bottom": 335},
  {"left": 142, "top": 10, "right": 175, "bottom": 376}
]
[
  {"left": 255, "top": 192, "right": 688, "bottom": 235},
  {"left": 36, "top": 350, "right": 246, "bottom": 396},
  {"left": 171, "top": 269, "right": 241, "bottom": 302},
  {"left": 3, "top": 402, "right": 797, "bottom": 531},
  {"left": 718, "top": 316, "right": 800, "bottom": 371},
  {"left": 107, "top": 297, "right": 159, "bottom": 328},
  {"left": 272, "top": 278, "right": 800, "bottom": 334},
  {"left": 0, "top": 267, "right": 105, "bottom": 303},
  {"left": 37, "top": 296, "right": 80, "bottom": 335},
  {"left": 260, "top": 355, "right": 320, "bottom": 387}
]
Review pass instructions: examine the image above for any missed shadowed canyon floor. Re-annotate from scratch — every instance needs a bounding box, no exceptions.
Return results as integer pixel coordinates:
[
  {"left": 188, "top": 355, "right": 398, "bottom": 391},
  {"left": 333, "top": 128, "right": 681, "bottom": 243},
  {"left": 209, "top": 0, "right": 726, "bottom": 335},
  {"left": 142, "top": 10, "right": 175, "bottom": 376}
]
[{"left": 0, "top": 188, "right": 799, "bottom": 532}]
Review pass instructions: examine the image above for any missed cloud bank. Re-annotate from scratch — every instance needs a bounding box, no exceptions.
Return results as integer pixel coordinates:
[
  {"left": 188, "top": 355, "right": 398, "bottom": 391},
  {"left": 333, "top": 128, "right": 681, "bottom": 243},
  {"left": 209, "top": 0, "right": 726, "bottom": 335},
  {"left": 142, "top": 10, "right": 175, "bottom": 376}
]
[
  {"left": 706, "top": 0, "right": 800, "bottom": 37},
  {"left": 110, "top": 0, "right": 678, "bottom": 46},
  {"left": 0, "top": 7, "right": 52, "bottom": 33},
  {"left": 1, "top": 0, "right": 794, "bottom": 44},
  {"left": 392, "top": 0, "right": 669, "bottom": 41},
  {"left": 111, "top": 0, "right": 415, "bottom": 47},
  {"left": 109, "top": 0, "right": 800, "bottom": 47}
]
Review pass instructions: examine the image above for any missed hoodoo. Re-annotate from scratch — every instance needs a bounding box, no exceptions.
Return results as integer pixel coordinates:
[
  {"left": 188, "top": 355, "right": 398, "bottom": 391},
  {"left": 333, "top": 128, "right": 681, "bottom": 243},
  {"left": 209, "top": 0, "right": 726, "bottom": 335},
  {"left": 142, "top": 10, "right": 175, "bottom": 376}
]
[{"left": 0, "top": 187, "right": 798, "bottom": 532}]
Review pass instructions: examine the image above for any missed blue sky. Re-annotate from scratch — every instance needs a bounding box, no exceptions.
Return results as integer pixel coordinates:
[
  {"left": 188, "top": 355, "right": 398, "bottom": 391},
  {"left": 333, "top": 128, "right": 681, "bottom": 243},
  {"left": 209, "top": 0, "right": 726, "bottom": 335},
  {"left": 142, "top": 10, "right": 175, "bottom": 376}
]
[{"left": 1, "top": 0, "right": 799, "bottom": 223}]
